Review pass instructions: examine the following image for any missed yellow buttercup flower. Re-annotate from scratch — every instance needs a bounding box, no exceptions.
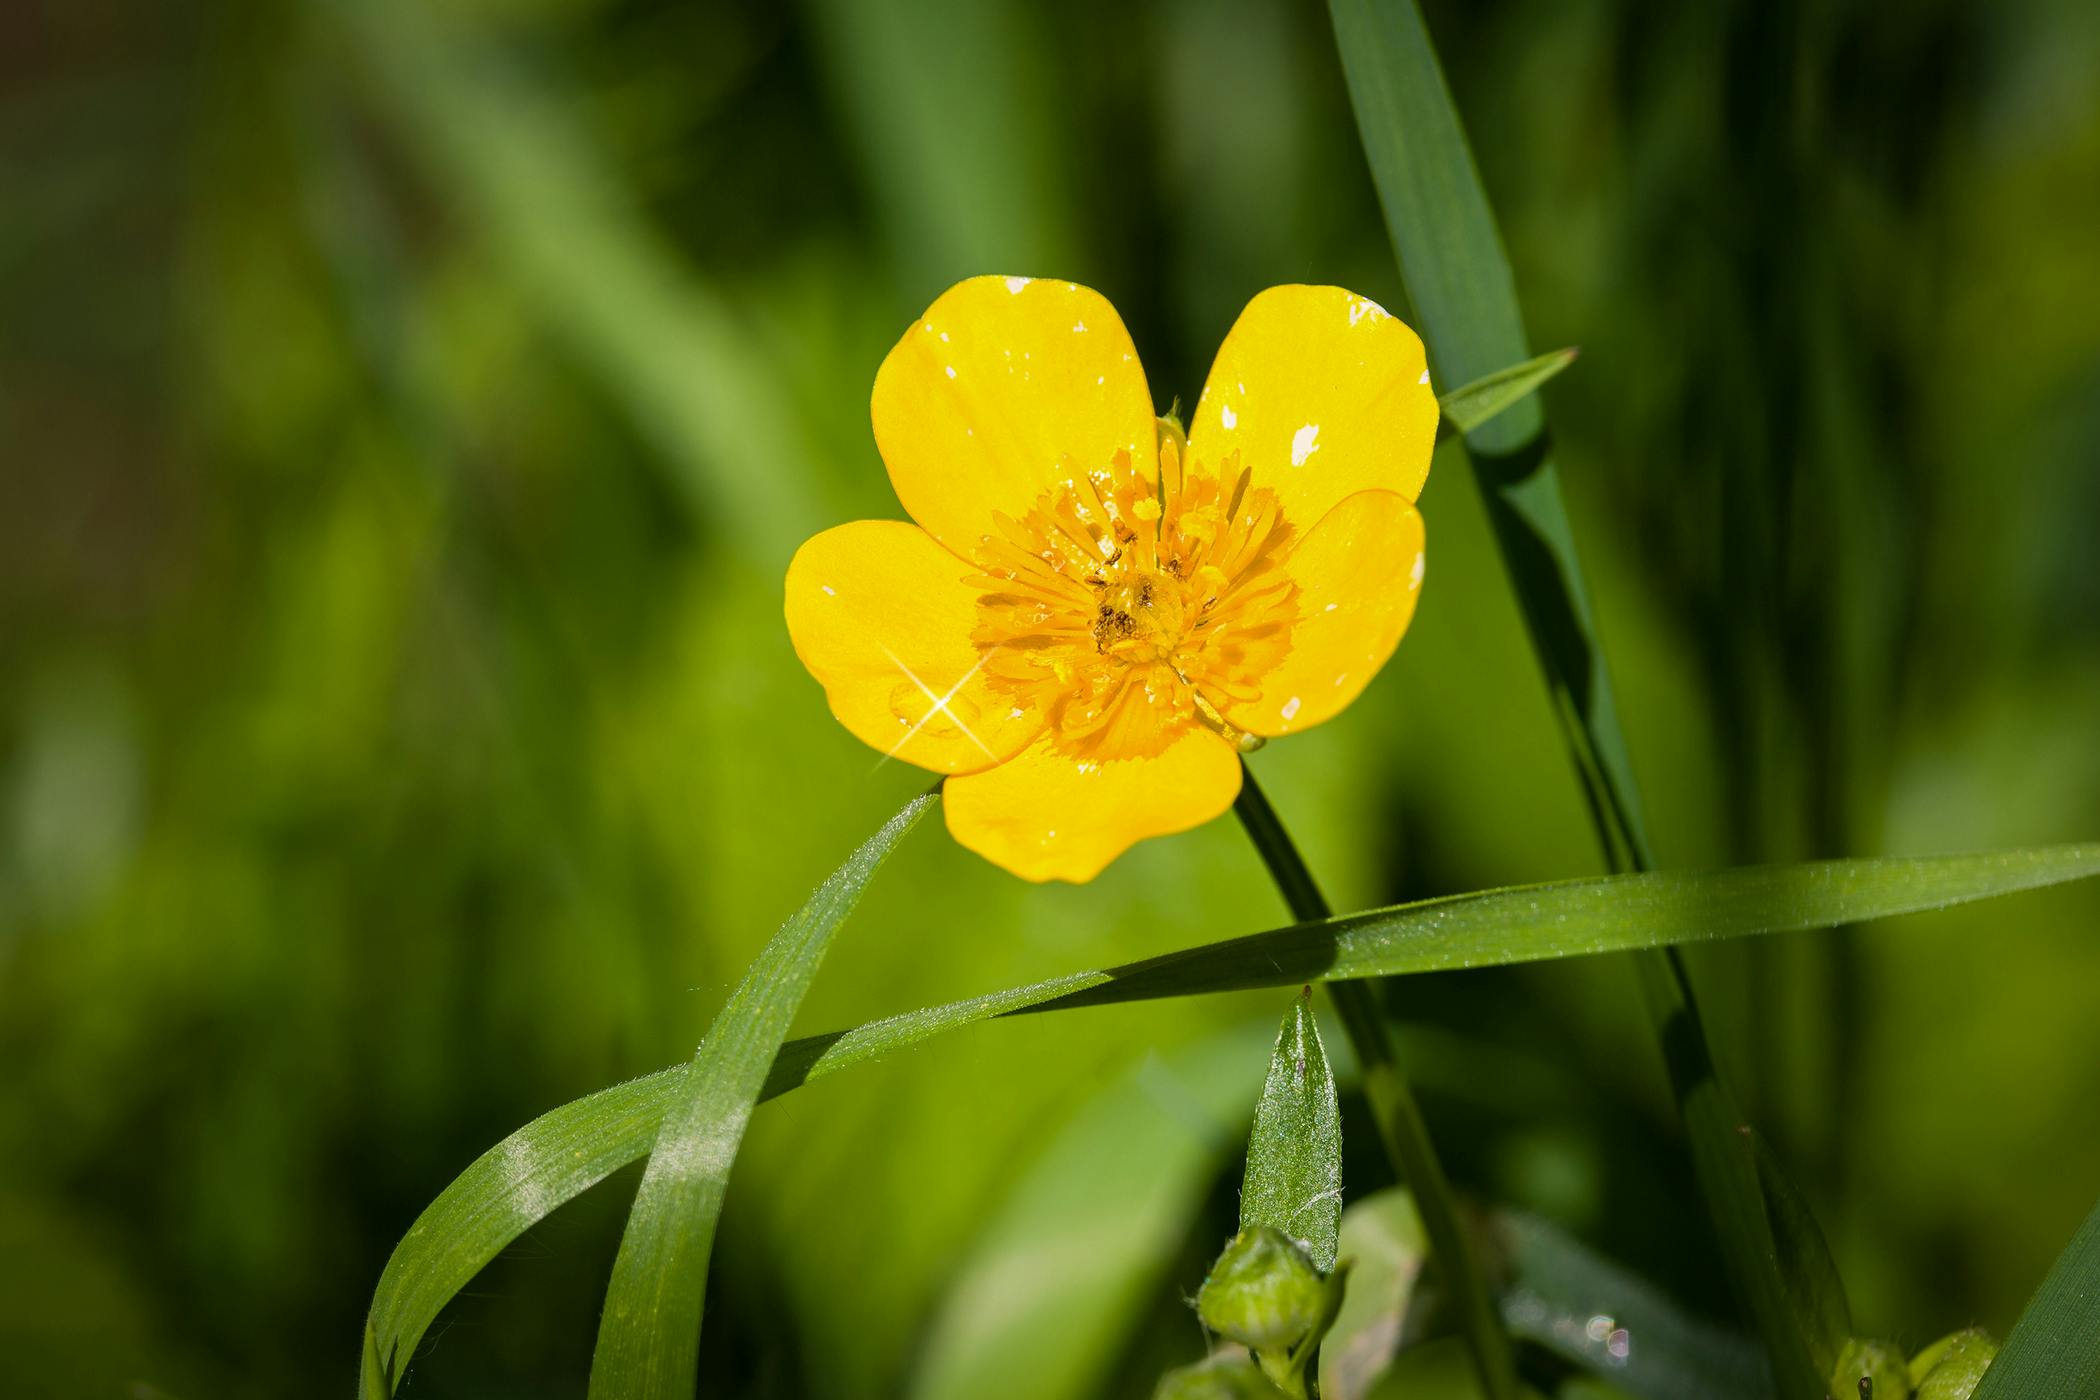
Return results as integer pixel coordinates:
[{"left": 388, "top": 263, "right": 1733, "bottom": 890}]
[{"left": 785, "top": 277, "right": 1437, "bottom": 882}]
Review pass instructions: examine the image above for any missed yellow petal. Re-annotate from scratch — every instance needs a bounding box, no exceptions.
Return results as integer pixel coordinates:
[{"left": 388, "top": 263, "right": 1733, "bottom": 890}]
[
  {"left": 1221, "top": 489, "right": 1425, "bottom": 738},
  {"left": 872, "top": 276, "right": 1158, "bottom": 558},
  {"left": 944, "top": 728, "right": 1241, "bottom": 882},
  {"left": 785, "top": 520, "right": 1042, "bottom": 774},
  {"left": 1187, "top": 286, "right": 1437, "bottom": 532}
]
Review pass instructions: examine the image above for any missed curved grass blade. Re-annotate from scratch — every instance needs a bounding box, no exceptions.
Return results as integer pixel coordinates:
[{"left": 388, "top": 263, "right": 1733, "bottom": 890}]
[
  {"left": 1241, "top": 990, "right": 1343, "bottom": 1273},
  {"left": 1436, "top": 348, "right": 1579, "bottom": 441},
  {"left": 360, "top": 844, "right": 2100, "bottom": 1389},
  {"left": 1323, "top": 2, "right": 1824, "bottom": 1391},
  {"left": 1970, "top": 1190, "right": 2100, "bottom": 1400},
  {"left": 585, "top": 789, "right": 937, "bottom": 1400}
]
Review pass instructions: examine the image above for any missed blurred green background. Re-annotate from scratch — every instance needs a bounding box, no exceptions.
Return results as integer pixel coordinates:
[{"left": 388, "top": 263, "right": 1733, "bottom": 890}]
[{"left": 4, "top": 0, "right": 2098, "bottom": 1395}]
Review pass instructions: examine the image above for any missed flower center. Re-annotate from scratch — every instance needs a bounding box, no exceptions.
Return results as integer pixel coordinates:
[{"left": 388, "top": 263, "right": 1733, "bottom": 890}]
[{"left": 968, "top": 437, "right": 1299, "bottom": 761}]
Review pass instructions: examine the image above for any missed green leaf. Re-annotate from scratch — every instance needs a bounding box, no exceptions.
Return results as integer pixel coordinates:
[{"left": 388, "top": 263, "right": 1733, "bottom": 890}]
[
  {"left": 1970, "top": 1190, "right": 2100, "bottom": 1400},
  {"left": 1240, "top": 990, "right": 1343, "bottom": 1274},
  {"left": 909, "top": 1019, "right": 1277, "bottom": 1400},
  {"left": 585, "top": 789, "right": 937, "bottom": 1400},
  {"left": 361, "top": 845, "right": 2100, "bottom": 1389},
  {"left": 1746, "top": 1127, "right": 1851, "bottom": 1376},
  {"left": 1320, "top": 1189, "right": 1429, "bottom": 1400},
  {"left": 1322, "top": 2, "right": 1825, "bottom": 1393},
  {"left": 1498, "top": 1212, "right": 1773, "bottom": 1400},
  {"left": 1435, "top": 348, "right": 1579, "bottom": 441},
  {"left": 1321, "top": 1191, "right": 1772, "bottom": 1400}
]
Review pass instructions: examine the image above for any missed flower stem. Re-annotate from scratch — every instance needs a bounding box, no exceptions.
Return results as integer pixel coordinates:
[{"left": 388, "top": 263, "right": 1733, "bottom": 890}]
[{"left": 1233, "top": 761, "right": 1519, "bottom": 1400}]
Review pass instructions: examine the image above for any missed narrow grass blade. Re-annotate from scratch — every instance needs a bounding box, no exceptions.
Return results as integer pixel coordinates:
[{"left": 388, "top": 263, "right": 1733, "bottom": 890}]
[
  {"left": 1971, "top": 1191, "right": 2100, "bottom": 1400},
  {"left": 585, "top": 789, "right": 936, "bottom": 1400},
  {"left": 1747, "top": 1127, "right": 1850, "bottom": 1376},
  {"left": 360, "top": 844, "right": 2100, "bottom": 1389},
  {"left": 362, "top": 1067, "right": 687, "bottom": 1396},
  {"left": 1323, "top": 2, "right": 1822, "bottom": 1391},
  {"left": 1436, "top": 348, "right": 1579, "bottom": 441},
  {"left": 1241, "top": 990, "right": 1343, "bottom": 1273}
]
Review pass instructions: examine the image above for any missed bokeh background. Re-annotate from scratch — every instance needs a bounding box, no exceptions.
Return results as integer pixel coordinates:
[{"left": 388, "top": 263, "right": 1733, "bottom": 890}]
[{"left": 4, "top": 0, "right": 2098, "bottom": 1395}]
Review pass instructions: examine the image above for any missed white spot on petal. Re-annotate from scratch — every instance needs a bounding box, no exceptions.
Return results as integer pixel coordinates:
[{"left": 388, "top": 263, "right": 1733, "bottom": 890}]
[
  {"left": 1281, "top": 695, "right": 1302, "bottom": 721},
  {"left": 1291, "top": 423, "right": 1321, "bottom": 466},
  {"left": 1004, "top": 276, "right": 1030, "bottom": 293},
  {"left": 1096, "top": 375, "right": 1104, "bottom": 385},
  {"left": 945, "top": 365, "right": 957, "bottom": 379},
  {"left": 1418, "top": 368, "right": 1431, "bottom": 385},
  {"left": 1073, "top": 320, "right": 1087, "bottom": 333},
  {"left": 1410, "top": 554, "right": 1425, "bottom": 589},
  {"left": 1348, "top": 296, "right": 1390, "bottom": 326},
  {"left": 1221, "top": 404, "right": 1237, "bottom": 430},
  {"left": 821, "top": 584, "right": 836, "bottom": 597},
  {"left": 939, "top": 330, "right": 950, "bottom": 342},
  {"left": 1323, "top": 601, "right": 1338, "bottom": 612}
]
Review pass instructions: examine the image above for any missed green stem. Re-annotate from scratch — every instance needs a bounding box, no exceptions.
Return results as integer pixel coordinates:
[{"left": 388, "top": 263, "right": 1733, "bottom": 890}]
[{"left": 1233, "top": 762, "right": 1520, "bottom": 1400}]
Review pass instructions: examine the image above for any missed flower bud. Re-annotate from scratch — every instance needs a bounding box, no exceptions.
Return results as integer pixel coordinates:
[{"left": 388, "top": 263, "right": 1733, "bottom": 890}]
[
  {"left": 1830, "top": 1338, "right": 1912, "bottom": 1400},
  {"left": 1153, "top": 1352, "right": 1285, "bottom": 1400},
  {"left": 1196, "top": 1227, "right": 1327, "bottom": 1353},
  {"left": 1910, "top": 1328, "right": 1998, "bottom": 1400}
]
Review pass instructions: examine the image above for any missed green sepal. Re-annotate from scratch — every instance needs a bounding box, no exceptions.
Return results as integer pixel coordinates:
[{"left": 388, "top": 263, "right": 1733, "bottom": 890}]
[{"left": 1831, "top": 1338, "right": 1912, "bottom": 1400}]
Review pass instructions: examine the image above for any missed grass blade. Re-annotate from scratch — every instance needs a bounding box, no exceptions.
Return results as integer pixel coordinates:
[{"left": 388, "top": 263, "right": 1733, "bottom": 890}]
[
  {"left": 362, "top": 1068, "right": 688, "bottom": 1395},
  {"left": 1971, "top": 1191, "right": 2100, "bottom": 1400},
  {"left": 585, "top": 789, "right": 937, "bottom": 1400},
  {"left": 1324, "top": 2, "right": 1828, "bottom": 1391},
  {"left": 1746, "top": 1126, "right": 1850, "bottom": 1376},
  {"left": 1240, "top": 990, "right": 1344, "bottom": 1273},
  {"left": 1436, "top": 348, "right": 1579, "bottom": 440},
  {"left": 361, "top": 845, "right": 2100, "bottom": 1388},
  {"left": 1499, "top": 1212, "right": 1773, "bottom": 1400}
]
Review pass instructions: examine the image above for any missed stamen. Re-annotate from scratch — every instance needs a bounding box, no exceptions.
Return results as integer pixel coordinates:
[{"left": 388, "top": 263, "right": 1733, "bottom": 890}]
[{"left": 970, "top": 451, "right": 1299, "bottom": 762}]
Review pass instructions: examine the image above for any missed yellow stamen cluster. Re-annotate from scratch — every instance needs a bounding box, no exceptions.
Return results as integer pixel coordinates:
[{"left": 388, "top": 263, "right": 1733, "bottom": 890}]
[{"left": 969, "top": 435, "right": 1298, "bottom": 761}]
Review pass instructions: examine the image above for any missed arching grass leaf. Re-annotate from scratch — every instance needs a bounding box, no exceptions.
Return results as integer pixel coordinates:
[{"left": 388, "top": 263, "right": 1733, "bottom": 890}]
[
  {"left": 361, "top": 844, "right": 2100, "bottom": 1390},
  {"left": 360, "top": 790, "right": 936, "bottom": 1398},
  {"left": 584, "top": 789, "right": 937, "bottom": 1400}
]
